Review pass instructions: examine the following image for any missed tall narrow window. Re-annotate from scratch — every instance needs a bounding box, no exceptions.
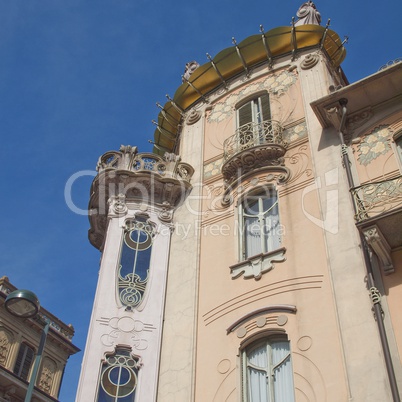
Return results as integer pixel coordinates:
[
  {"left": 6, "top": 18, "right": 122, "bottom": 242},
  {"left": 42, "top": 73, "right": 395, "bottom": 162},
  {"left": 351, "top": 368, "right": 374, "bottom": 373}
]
[
  {"left": 97, "top": 348, "right": 140, "bottom": 402},
  {"left": 13, "top": 342, "right": 35, "bottom": 381},
  {"left": 237, "top": 94, "right": 271, "bottom": 149},
  {"left": 239, "top": 188, "right": 280, "bottom": 260},
  {"left": 243, "top": 339, "right": 295, "bottom": 402},
  {"left": 118, "top": 218, "right": 155, "bottom": 309}
]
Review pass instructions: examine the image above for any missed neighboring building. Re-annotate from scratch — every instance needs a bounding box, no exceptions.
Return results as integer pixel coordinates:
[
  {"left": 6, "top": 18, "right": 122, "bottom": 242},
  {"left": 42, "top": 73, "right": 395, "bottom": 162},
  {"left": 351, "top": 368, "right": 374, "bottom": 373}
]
[
  {"left": 77, "top": 2, "right": 402, "bottom": 401},
  {"left": 0, "top": 276, "right": 79, "bottom": 401}
]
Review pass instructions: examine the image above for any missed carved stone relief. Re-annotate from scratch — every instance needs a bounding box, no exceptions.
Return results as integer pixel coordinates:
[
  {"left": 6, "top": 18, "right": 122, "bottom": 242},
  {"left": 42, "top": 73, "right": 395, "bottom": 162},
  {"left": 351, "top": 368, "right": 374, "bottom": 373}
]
[
  {"left": 0, "top": 328, "right": 13, "bottom": 367},
  {"left": 38, "top": 357, "right": 57, "bottom": 394},
  {"left": 108, "top": 193, "right": 128, "bottom": 217}
]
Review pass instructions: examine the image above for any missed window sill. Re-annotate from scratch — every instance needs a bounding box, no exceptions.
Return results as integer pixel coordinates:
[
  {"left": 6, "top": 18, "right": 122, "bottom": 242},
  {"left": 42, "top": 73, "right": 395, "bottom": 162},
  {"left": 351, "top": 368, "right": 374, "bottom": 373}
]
[{"left": 230, "top": 247, "right": 286, "bottom": 280}]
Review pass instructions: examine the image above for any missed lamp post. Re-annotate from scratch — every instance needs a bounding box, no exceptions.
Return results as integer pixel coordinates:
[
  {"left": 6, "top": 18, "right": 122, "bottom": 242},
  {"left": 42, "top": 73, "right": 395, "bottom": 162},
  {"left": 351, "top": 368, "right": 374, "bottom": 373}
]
[{"left": 5, "top": 289, "right": 50, "bottom": 402}]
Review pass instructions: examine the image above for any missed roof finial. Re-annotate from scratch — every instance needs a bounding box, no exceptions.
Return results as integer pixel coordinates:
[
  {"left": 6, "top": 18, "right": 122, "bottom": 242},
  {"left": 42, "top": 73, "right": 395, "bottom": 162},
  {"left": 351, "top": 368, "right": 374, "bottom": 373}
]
[
  {"left": 295, "top": 1, "right": 321, "bottom": 26},
  {"left": 182, "top": 61, "right": 200, "bottom": 83}
]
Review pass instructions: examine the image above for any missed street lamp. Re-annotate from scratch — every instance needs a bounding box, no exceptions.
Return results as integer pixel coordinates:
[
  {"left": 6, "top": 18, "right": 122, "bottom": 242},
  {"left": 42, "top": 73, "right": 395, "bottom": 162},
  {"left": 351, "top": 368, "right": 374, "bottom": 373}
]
[{"left": 5, "top": 289, "right": 50, "bottom": 402}]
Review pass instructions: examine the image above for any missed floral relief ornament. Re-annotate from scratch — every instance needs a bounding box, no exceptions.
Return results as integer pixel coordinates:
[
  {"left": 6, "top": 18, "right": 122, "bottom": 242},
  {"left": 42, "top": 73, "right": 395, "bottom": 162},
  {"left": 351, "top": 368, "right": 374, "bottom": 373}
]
[{"left": 357, "top": 125, "right": 392, "bottom": 166}]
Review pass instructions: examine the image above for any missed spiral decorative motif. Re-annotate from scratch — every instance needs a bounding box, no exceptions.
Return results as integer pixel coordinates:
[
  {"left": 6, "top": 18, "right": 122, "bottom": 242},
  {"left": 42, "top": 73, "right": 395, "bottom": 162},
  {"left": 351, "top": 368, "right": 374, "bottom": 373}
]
[
  {"left": 119, "top": 284, "right": 143, "bottom": 308},
  {"left": 301, "top": 54, "right": 320, "bottom": 70},
  {"left": 186, "top": 109, "right": 202, "bottom": 125},
  {"left": 118, "top": 220, "right": 154, "bottom": 309}
]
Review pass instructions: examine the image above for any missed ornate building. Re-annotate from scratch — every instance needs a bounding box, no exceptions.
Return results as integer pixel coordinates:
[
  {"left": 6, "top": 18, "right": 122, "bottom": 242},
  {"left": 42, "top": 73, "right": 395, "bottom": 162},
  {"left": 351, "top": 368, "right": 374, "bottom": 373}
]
[
  {"left": 77, "top": 2, "right": 402, "bottom": 401},
  {"left": 0, "top": 276, "right": 79, "bottom": 401}
]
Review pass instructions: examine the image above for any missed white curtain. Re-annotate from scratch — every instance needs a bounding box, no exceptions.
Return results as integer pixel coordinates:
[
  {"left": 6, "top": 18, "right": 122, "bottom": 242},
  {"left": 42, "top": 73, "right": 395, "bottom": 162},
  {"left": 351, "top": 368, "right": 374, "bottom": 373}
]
[
  {"left": 245, "top": 216, "right": 262, "bottom": 257},
  {"left": 246, "top": 341, "right": 294, "bottom": 402},
  {"left": 272, "top": 342, "right": 295, "bottom": 402},
  {"left": 264, "top": 200, "right": 280, "bottom": 252},
  {"left": 248, "top": 344, "right": 268, "bottom": 401}
]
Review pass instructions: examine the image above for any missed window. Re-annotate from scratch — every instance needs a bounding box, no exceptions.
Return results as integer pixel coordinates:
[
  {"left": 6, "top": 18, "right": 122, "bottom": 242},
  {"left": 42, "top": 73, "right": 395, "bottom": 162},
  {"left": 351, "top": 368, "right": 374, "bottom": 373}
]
[
  {"left": 395, "top": 133, "right": 402, "bottom": 164},
  {"left": 118, "top": 218, "right": 155, "bottom": 309},
  {"left": 237, "top": 94, "right": 271, "bottom": 148},
  {"left": 97, "top": 348, "right": 140, "bottom": 402},
  {"left": 13, "top": 342, "right": 35, "bottom": 381},
  {"left": 239, "top": 188, "right": 281, "bottom": 260},
  {"left": 243, "top": 338, "right": 295, "bottom": 402}
]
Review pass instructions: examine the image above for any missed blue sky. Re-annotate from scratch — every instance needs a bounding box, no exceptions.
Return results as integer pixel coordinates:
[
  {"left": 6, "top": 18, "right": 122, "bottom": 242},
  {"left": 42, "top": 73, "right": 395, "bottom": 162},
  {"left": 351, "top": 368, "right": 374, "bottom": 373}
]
[{"left": 0, "top": 1, "right": 400, "bottom": 400}]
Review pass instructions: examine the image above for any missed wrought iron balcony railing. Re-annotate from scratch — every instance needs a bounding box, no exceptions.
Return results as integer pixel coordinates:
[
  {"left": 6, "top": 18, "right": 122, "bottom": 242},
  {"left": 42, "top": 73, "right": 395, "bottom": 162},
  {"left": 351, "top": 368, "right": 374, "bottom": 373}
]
[
  {"left": 223, "top": 120, "right": 285, "bottom": 161},
  {"left": 351, "top": 176, "right": 402, "bottom": 222}
]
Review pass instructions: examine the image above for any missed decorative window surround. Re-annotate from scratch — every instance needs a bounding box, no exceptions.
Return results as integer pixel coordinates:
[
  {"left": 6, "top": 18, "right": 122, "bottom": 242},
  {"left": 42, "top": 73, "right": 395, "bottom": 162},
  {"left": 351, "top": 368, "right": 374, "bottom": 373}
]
[
  {"left": 230, "top": 247, "right": 286, "bottom": 280},
  {"left": 226, "top": 305, "right": 297, "bottom": 334},
  {"left": 207, "top": 70, "right": 297, "bottom": 123}
]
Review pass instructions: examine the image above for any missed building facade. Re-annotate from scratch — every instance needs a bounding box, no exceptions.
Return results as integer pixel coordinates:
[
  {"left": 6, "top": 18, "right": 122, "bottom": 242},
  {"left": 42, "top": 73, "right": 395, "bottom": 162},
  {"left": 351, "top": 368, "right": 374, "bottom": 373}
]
[
  {"left": 0, "top": 276, "right": 79, "bottom": 402},
  {"left": 77, "top": 2, "right": 402, "bottom": 401}
]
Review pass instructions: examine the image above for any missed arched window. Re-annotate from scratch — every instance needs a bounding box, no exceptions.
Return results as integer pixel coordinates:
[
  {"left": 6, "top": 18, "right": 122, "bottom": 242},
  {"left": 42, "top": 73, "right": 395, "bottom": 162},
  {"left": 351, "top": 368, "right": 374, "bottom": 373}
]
[
  {"left": 242, "top": 337, "right": 295, "bottom": 402},
  {"left": 239, "top": 187, "right": 281, "bottom": 260},
  {"left": 97, "top": 348, "right": 140, "bottom": 402},
  {"left": 13, "top": 342, "right": 35, "bottom": 381}
]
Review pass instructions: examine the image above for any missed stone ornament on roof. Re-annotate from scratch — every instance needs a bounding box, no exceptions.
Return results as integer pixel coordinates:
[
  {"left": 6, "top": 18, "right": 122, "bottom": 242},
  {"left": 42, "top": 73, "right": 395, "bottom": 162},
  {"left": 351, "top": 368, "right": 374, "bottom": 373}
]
[
  {"left": 182, "top": 60, "right": 200, "bottom": 82},
  {"left": 295, "top": 1, "right": 321, "bottom": 26}
]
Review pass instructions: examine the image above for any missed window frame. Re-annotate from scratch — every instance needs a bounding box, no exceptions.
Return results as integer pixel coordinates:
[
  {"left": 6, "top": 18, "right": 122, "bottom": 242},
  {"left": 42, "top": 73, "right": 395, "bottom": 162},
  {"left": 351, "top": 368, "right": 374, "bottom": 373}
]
[
  {"left": 96, "top": 347, "right": 140, "bottom": 402},
  {"left": 393, "top": 131, "right": 402, "bottom": 171},
  {"left": 241, "top": 336, "right": 295, "bottom": 402},
  {"left": 236, "top": 92, "right": 272, "bottom": 149},
  {"left": 238, "top": 187, "right": 281, "bottom": 261},
  {"left": 13, "top": 342, "right": 35, "bottom": 381}
]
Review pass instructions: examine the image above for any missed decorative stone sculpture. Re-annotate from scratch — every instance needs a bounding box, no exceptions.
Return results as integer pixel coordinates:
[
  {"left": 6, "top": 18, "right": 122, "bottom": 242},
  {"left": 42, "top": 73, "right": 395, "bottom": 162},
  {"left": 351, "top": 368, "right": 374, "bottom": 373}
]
[
  {"left": 182, "top": 61, "right": 200, "bottom": 82},
  {"left": 295, "top": 1, "right": 321, "bottom": 26}
]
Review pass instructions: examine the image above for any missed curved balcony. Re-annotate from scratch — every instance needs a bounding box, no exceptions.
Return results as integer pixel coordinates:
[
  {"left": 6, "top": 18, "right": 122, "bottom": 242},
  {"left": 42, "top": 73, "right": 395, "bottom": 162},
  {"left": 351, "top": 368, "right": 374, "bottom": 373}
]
[
  {"left": 222, "top": 120, "right": 287, "bottom": 185},
  {"left": 89, "top": 146, "right": 194, "bottom": 249},
  {"left": 351, "top": 176, "right": 402, "bottom": 271}
]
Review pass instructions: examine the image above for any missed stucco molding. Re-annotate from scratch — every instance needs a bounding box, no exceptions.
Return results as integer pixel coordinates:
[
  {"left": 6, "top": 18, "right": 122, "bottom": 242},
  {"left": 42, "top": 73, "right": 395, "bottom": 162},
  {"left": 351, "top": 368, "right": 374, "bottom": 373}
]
[
  {"left": 186, "top": 108, "right": 202, "bottom": 125},
  {"left": 300, "top": 53, "right": 320, "bottom": 70},
  {"left": 230, "top": 247, "right": 286, "bottom": 280},
  {"left": 98, "top": 316, "right": 156, "bottom": 351},
  {"left": 108, "top": 193, "right": 128, "bottom": 217}
]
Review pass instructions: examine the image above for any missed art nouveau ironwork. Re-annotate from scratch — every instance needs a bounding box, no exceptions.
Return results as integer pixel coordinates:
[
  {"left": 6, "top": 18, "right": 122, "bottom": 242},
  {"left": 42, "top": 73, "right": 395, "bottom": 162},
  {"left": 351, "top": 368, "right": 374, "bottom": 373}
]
[
  {"left": 118, "top": 219, "right": 155, "bottom": 309},
  {"left": 351, "top": 176, "right": 402, "bottom": 222}
]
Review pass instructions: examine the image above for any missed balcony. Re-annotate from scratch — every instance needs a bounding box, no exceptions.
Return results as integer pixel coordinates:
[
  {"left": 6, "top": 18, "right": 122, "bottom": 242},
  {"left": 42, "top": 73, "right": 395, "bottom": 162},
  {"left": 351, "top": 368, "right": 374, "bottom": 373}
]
[
  {"left": 89, "top": 146, "right": 194, "bottom": 249},
  {"left": 221, "top": 120, "right": 287, "bottom": 185},
  {"left": 351, "top": 176, "right": 402, "bottom": 274}
]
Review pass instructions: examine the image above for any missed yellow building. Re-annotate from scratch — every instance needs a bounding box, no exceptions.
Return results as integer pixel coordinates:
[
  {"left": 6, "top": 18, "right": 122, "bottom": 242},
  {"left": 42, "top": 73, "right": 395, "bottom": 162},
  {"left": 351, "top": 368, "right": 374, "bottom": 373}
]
[
  {"left": 0, "top": 276, "right": 79, "bottom": 401},
  {"left": 77, "top": 2, "right": 402, "bottom": 401}
]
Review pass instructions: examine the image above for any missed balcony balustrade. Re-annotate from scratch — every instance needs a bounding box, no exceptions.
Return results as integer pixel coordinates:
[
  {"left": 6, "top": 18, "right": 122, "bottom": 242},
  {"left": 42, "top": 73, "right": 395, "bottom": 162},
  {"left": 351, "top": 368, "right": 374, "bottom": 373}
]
[
  {"left": 221, "top": 120, "right": 287, "bottom": 185},
  {"left": 223, "top": 120, "right": 286, "bottom": 161},
  {"left": 89, "top": 146, "right": 194, "bottom": 249},
  {"left": 351, "top": 176, "right": 402, "bottom": 223},
  {"left": 351, "top": 176, "right": 402, "bottom": 263}
]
